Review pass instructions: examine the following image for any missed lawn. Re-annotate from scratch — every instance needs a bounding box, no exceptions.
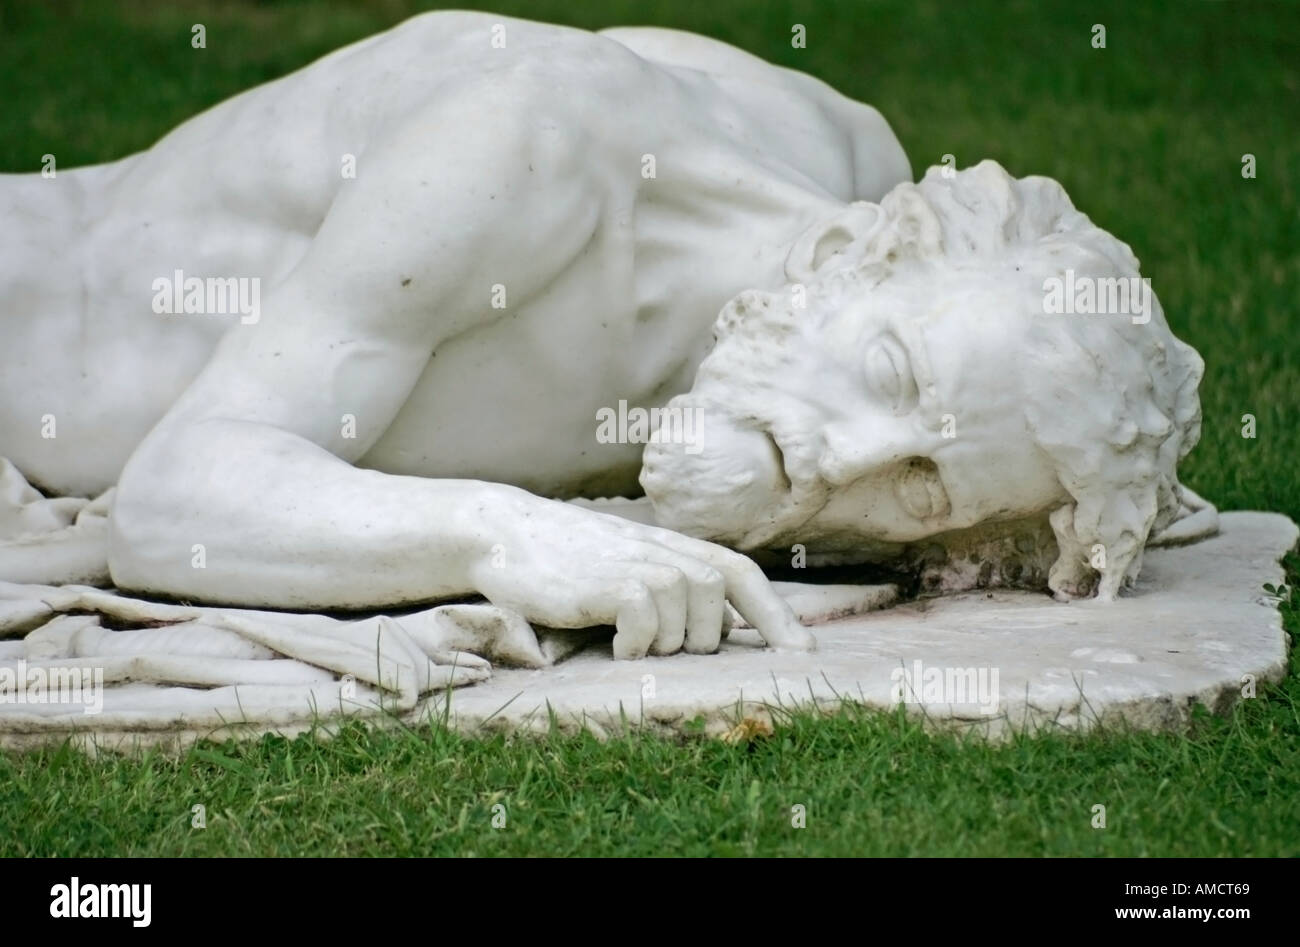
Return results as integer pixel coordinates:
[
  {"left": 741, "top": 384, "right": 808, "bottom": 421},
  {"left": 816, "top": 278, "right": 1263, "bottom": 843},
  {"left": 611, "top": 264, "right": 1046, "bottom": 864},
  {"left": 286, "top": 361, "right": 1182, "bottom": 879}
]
[{"left": 1, "top": 0, "right": 1297, "bottom": 856}]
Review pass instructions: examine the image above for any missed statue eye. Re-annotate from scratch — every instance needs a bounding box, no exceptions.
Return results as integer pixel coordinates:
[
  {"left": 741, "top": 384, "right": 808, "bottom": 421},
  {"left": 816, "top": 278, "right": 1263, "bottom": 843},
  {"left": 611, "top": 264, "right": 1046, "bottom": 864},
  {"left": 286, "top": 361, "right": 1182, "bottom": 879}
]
[{"left": 864, "top": 334, "right": 919, "bottom": 414}]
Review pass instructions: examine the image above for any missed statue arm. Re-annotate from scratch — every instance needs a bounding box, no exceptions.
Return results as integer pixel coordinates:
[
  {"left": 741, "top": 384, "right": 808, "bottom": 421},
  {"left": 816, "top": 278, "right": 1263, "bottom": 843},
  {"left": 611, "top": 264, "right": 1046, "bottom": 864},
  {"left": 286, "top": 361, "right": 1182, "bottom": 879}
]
[{"left": 108, "top": 90, "right": 813, "bottom": 657}]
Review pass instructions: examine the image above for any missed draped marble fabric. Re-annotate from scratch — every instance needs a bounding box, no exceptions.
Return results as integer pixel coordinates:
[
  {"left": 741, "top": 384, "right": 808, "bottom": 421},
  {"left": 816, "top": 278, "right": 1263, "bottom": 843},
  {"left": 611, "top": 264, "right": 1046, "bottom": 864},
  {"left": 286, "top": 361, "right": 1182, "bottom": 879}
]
[{"left": 0, "top": 457, "right": 598, "bottom": 736}]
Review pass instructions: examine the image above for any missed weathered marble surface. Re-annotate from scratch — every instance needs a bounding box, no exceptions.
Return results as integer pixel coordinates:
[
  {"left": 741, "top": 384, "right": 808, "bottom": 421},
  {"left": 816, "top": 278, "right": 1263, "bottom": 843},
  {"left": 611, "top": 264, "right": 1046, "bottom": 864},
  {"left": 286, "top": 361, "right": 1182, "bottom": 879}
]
[{"left": 441, "top": 512, "right": 1295, "bottom": 739}]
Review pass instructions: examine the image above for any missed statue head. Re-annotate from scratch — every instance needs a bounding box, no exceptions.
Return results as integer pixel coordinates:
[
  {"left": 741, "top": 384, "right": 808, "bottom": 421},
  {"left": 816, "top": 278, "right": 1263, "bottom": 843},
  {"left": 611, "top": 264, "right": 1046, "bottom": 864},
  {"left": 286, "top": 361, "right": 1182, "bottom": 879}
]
[{"left": 640, "top": 160, "right": 1204, "bottom": 600}]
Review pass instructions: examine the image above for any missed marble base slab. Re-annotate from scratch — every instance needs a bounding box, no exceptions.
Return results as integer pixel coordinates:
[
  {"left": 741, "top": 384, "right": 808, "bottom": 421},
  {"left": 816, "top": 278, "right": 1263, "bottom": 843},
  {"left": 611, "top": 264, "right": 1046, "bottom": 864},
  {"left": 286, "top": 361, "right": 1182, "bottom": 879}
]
[{"left": 0, "top": 512, "right": 1292, "bottom": 751}]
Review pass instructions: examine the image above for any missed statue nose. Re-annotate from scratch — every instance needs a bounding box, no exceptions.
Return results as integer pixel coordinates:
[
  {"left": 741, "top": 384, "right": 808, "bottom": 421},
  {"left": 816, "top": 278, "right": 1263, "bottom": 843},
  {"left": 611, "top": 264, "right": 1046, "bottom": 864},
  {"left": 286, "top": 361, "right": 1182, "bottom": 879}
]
[{"left": 817, "top": 422, "right": 912, "bottom": 486}]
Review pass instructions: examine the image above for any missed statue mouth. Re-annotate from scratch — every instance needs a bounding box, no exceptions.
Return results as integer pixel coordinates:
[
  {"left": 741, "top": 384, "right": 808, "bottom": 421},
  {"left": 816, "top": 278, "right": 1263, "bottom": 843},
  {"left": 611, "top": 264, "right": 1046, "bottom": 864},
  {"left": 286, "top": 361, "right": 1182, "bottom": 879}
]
[{"left": 895, "top": 456, "right": 952, "bottom": 521}]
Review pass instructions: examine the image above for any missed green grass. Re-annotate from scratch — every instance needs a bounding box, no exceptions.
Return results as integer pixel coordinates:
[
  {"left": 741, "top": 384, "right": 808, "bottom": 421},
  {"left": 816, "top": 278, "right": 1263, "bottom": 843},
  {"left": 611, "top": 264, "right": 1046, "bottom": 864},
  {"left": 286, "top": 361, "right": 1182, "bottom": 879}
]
[
  {"left": 1, "top": 0, "right": 1298, "bottom": 856},
  {"left": 4, "top": 629, "right": 1299, "bottom": 857}
]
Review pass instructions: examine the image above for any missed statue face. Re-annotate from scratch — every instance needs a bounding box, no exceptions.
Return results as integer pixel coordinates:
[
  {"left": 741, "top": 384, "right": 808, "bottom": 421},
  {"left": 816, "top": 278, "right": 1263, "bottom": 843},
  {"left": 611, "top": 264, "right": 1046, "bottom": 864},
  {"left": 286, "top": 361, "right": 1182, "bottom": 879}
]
[
  {"left": 642, "top": 161, "right": 1203, "bottom": 597},
  {"left": 640, "top": 273, "right": 1069, "bottom": 554}
]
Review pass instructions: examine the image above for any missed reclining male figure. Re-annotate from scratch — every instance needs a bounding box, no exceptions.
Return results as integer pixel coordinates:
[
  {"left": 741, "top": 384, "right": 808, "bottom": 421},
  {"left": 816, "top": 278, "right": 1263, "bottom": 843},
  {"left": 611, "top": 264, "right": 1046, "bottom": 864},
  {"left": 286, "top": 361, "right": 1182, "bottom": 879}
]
[{"left": 0, "top": 13, "right": 1204, "bottom": 660}]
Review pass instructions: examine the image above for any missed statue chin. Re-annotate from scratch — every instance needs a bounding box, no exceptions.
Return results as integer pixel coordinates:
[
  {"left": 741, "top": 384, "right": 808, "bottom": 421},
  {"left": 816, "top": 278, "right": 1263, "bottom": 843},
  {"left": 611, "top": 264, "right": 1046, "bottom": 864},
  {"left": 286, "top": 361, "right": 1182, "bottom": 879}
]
[{"left": 640, "top": 419, "right": 794, "bottom": 548}]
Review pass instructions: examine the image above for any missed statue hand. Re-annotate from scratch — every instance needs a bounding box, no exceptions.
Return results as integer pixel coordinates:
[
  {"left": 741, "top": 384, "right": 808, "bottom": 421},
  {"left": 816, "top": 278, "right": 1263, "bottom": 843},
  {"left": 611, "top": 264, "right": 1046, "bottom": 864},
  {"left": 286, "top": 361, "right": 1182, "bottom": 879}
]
[{"left": 470, "top": 491, "right": 815, "bottom": 659}]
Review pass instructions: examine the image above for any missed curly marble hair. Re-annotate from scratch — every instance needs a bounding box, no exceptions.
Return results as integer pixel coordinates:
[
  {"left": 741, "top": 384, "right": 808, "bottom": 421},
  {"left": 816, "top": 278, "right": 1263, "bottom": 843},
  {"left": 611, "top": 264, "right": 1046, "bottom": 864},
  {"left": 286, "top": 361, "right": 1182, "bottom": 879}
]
[{"left": 797, "top": 160, "right": 1204, "bottom": 600}]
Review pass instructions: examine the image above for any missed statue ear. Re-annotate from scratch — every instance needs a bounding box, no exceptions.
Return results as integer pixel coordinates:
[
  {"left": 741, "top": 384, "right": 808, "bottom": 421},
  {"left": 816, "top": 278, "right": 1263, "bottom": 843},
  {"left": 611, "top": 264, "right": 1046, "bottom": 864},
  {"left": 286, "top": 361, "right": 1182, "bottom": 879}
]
[{"left": 784, "top": 203, "right": 883, "bottom": 283}]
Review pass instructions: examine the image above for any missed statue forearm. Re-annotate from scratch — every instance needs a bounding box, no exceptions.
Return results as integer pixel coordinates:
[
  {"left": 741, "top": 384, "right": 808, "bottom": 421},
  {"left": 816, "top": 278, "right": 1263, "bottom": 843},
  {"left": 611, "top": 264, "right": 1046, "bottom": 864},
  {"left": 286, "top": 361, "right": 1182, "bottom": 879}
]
[
  {"left": 107, "top": 418, "right": 498, "bottom": 610},
  {"left": 106, "top": 415, "right": 813, "bottom": 656}
]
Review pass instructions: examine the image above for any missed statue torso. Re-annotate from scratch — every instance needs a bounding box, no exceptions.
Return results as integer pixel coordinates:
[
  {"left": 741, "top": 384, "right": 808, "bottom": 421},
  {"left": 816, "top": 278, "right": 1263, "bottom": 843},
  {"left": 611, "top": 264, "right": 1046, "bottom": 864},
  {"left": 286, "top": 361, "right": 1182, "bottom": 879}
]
[{"left": 1, "top": 12, "right": 906, "bottom": 497}]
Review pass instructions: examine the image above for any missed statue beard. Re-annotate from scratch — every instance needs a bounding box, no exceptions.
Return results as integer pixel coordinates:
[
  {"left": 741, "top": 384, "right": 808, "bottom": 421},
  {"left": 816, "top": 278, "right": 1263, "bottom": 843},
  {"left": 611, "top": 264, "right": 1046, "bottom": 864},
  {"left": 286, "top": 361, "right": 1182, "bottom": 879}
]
[{"left": 640, "top": 291, "right": 832, "bottom": 551}]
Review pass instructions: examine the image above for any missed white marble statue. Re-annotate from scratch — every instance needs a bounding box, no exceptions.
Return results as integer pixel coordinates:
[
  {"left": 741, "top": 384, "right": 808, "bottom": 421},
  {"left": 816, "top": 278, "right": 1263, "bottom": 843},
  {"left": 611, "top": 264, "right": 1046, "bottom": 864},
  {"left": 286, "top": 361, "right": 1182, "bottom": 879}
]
[{"left": 0, "top": 12, "right": 1214, "bottom": 735}]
